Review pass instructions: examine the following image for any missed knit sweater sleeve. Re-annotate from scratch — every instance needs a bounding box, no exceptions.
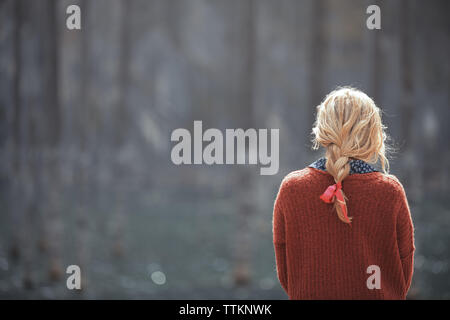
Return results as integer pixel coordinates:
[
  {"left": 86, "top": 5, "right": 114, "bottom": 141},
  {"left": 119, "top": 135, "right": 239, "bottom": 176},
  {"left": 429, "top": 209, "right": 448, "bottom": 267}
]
[
  {"left": 273, "top": 179, "right": 288, "bottom": 294},
  {"left": 395, "top": 184, "right": 415, "bottom": 293}
]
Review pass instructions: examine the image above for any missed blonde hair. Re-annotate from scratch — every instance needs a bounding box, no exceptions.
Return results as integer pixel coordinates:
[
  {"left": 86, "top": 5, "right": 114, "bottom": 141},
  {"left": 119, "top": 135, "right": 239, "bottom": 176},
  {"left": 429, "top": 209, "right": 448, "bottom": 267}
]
[{"left": 312, "top": 87, "right": 389, "bottom": 224}]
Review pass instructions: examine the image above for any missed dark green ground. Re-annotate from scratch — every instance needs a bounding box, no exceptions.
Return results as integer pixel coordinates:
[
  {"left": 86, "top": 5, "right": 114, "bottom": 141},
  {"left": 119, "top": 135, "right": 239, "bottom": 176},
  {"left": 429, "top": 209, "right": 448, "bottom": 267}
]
[{"left": 0, "top": 192, "right": 449, "bottom": 299}]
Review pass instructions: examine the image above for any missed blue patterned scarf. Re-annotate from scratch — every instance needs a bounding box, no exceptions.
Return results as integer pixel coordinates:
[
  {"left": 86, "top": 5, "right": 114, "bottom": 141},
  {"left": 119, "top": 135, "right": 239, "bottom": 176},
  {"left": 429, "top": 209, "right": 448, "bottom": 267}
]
[{"left": 309, "top": 157, "right": 377, "bottom": 174}]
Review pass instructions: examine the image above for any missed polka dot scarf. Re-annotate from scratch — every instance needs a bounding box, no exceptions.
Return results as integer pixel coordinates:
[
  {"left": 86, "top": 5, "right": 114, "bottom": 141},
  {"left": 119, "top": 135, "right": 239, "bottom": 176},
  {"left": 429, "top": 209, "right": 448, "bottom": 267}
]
[{"left": 309, "top": 157, "right": 378, "bottom": 174}]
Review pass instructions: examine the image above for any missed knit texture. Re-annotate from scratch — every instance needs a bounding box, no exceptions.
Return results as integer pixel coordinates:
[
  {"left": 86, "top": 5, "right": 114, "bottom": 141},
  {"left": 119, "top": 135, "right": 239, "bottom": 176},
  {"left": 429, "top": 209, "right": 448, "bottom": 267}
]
[{"left": 273, "top": 167, "right": 415, "bottom": 300}]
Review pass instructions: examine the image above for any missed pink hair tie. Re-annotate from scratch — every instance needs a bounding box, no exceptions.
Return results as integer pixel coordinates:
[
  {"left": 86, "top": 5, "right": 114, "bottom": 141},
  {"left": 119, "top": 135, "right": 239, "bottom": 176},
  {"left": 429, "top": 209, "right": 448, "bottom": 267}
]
[{"left": 320, "top": 182, "right": 351, "bottom": 224}]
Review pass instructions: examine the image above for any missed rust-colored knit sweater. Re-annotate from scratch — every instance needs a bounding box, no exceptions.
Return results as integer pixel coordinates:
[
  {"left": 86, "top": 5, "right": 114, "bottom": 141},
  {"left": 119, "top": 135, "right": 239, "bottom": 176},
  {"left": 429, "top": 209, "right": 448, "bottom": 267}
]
[{"left": 273, "top": 167, "right": 415, "bottom": 300}]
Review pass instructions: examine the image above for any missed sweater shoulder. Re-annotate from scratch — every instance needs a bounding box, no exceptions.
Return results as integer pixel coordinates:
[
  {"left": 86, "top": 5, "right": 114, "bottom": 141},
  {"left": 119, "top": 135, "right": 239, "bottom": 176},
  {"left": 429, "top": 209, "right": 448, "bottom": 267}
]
[
  {"left": 279, "top": 169, "right": 408, "bottom": 199},
  {"left": 279, "top": 168, "right": 319, "bottom": 191},
  {"left": 371, "top": 173, "right": 407, "bottom": 196}
]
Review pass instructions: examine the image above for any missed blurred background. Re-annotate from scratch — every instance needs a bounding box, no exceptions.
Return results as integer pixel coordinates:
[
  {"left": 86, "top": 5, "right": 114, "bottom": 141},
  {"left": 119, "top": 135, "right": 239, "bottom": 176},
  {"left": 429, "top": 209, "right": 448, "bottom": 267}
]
[{"left": 0, "top": 0, "right": 449, "bottom": 299}]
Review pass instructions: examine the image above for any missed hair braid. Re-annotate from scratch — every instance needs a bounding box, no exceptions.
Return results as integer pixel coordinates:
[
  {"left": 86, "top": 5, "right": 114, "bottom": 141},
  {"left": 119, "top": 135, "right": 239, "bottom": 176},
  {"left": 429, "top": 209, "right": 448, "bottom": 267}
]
[{"left": 325, "top": 144, "right": 351, "bottom": 223}]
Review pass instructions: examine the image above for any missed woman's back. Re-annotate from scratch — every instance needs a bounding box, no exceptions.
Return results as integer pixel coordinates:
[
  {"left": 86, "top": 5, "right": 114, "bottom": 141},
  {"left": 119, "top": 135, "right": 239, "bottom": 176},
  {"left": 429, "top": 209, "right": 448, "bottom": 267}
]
[
  {"left": 273, "top": 87, "right": 415, "bottom": 299},
  {"left": 273, "top": 167, "right": 414, "bottom": 299}
]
